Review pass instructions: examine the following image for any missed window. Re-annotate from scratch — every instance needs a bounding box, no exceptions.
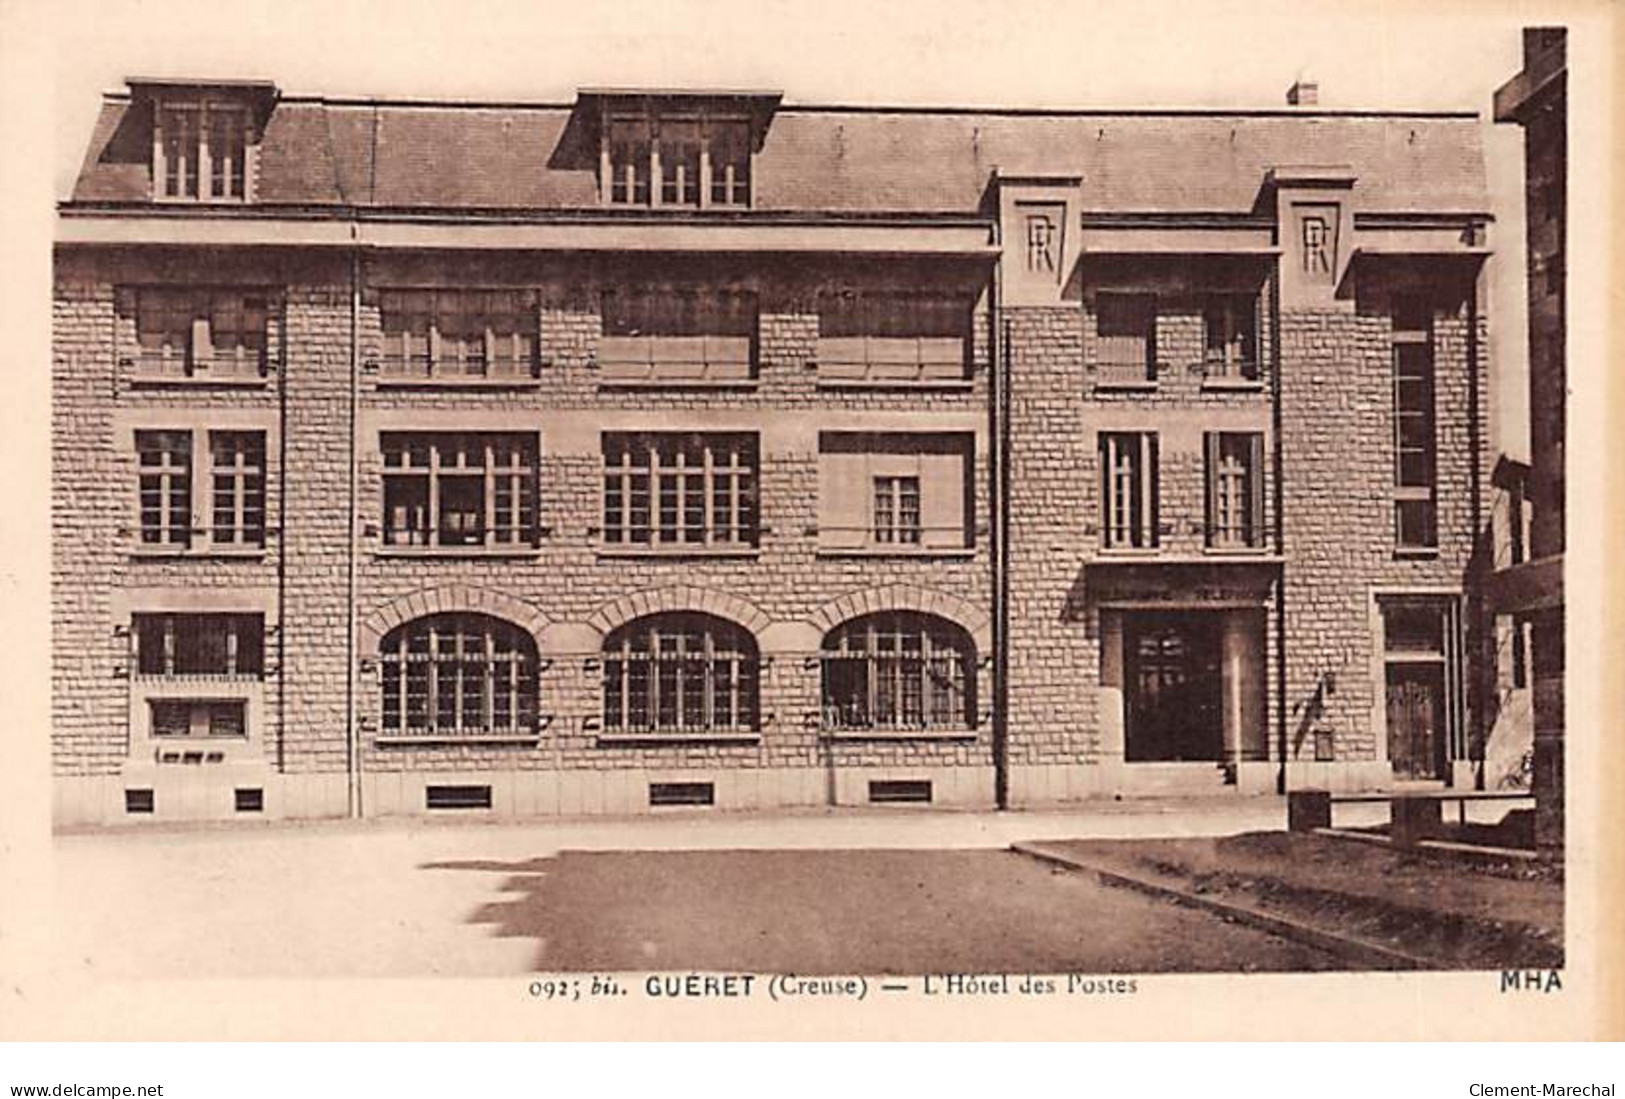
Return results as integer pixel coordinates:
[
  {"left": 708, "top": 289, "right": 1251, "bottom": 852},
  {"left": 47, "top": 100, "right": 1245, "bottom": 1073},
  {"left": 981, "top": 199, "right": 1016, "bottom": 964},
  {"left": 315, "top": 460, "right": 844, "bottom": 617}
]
[
  {"left": 209, "top": 432, "right": 266, "bottom": 547},
  {"left": 603, "top": 113, "right": 752, "bottom": 208},
  {"left": 817, "top": 291, "right": 972, "bottom": 384},
  {"left": 1099, "top": 432, "right": 1159, "bottom": 550},
  {"left": 1204, "top": 432, "right": 1264, "bottom": 550},
  {"left": 135, "top": 430, "right": 267, "bottom": 550},
  {"left": 137, "top": 431, "right": 192, "bottom": 548},
  {"left": 821, "top": 612, "right": 976, "bottom": 734},
  {"left": 379, "top": 613, "right": 539, "bottom": 739},
  {"left": 1202, "top": 295, "right": 1259, "bottom": 382},
  {"left": 130, "top": 288, "right": 270, "bottom": 379},
  {"left": 598, "top": 288, "right": 756, "bottom": 383},
  {"left": 380, "top": 433, "right": 539, "bottom": 550},
  {"left": 377, "top": 290, "right": 537, "bottom": 381},
  {"left": 150, "top": 699, "right": 247, "bottom": 739},
  {"left": 818, "top": 433, "right": 971, "bottom": 551},
  {"left": 1094, "top": 294, "right": 1156, "bottom": 386},
  {"left": 134, "top": 613, "right": 264, "bottom": 677},
  {"left": 601, "top": 433, "right": 758, "bottom": 549},
  {"left": 155, "top": 101, "right": 251, "bottom": 201},
  {"left": 602, "top": 613, "right": 760, "bottom": 736},
  {"left": 873, "top": 476, "right": 922, "bottom": 545},
  {"left": 1392, "top": 301, "right": 1438, "bottom": 549}
]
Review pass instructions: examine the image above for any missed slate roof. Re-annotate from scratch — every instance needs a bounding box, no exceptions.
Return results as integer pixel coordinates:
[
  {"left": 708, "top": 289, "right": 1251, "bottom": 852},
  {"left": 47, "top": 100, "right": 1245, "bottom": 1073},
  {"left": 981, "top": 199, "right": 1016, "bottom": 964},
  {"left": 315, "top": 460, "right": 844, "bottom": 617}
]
[{"left": 69, "top": 93, "right": 1490, "bottom": 215}]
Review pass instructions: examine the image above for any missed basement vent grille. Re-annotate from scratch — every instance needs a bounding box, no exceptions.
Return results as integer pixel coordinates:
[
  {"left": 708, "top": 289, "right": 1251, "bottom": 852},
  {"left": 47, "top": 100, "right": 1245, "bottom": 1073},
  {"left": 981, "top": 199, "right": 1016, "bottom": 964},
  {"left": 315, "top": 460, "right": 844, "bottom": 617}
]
[
  {"left": 125, "top": 788, "right": 155, "bottom": 814},
  {"left": 425, "top": 784, "right": 493, "bottom": 811},
  {"left": 869, "top": 780, "right": 933, "bottom": 804},
  {"left": 649, "top": 782, "right": 715, "bottom": 807},
  {"left": 235, "top": 787, "right": 264, "bottom": 813}
]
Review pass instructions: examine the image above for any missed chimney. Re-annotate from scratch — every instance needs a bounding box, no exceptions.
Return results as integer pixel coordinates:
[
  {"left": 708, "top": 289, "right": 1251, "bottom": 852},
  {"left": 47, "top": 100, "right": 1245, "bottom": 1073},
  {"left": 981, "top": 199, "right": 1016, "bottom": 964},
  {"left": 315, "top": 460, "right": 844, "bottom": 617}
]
[{"left": 1286, "top": 78, "right": 1319, "bottom": 107}]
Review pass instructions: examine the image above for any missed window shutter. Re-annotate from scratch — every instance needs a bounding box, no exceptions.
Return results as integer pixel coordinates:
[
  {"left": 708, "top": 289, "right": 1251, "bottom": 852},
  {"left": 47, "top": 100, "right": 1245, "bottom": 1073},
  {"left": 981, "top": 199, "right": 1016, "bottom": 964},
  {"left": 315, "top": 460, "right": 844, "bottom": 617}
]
[
  {"left": 1249, "top": 433, "right": 1266, "bottom": 548},
  {"left": 1204, "top": 432, "right": 1219, "bottom": 548},
  {"left": 818, "top": 447, "right": 865, "bottom": 549},
  {"left": 920, "top": 446, "right": 966, "bottom": 549},
  {"left": 1146, "top": 434, "right": 1160, "bottom": 547}
]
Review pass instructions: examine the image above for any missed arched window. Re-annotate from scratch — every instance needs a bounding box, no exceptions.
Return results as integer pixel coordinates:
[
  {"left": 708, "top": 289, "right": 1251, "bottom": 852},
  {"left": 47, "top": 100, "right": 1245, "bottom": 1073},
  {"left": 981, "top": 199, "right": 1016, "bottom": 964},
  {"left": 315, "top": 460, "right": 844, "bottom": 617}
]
[
  {"left": 379, "top": 613, "right": 538, "bottom": 738},
  {"left": 603, "top": 613, "right": 760, "bottom": 735},
  {"left": 821, "top": 612, "right": 976, "bottom": 732}
]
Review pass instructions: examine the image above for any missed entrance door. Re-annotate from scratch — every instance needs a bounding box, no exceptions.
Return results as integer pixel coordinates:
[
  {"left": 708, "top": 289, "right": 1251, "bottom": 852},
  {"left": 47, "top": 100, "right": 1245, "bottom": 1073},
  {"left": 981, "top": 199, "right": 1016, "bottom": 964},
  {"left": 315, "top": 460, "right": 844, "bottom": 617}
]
[
  {"left": 1124, "top": 614, "right": 1223, "bottom": 762},
  {"left": 1386, "top": 664, "right": 1445, "bottom": 780}
]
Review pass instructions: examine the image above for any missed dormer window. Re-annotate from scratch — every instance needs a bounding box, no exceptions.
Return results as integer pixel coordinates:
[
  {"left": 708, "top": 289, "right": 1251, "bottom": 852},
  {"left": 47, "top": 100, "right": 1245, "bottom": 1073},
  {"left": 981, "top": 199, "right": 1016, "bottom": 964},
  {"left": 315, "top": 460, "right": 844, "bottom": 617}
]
[
  {"left": 604, "top": 112, "right": 752, "bottom": 209},
  {"left": 131, "top": 79, "right": 277, "bottom": 203},
  {"left": 584, "top": 90, "right": 777, "bottom": 210},
  {"left": 155, "top": 101, "right": 253, "bottom": 201}
]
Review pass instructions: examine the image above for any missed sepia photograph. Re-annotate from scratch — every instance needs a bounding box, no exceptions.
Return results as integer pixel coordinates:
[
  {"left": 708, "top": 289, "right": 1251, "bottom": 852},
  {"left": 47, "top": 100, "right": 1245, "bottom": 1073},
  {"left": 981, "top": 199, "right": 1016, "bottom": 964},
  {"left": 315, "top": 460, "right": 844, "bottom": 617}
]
[{"left": 2, "top": 0, "right": 1618, "bottom": 1062}]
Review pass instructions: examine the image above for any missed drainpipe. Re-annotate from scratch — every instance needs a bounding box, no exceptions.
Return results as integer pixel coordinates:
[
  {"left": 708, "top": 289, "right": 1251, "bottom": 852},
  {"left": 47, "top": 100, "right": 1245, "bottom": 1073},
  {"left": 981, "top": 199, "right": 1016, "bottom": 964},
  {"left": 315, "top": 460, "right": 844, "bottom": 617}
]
[
  {"left": 990, "top": 232, "right": 1010, "bottom": 811},
  {"left": 346, "top": 235, "right": 363, "bottom": 818},
  {"left": 1270, "top": 268, "right": 1289, "bottom": 796}
]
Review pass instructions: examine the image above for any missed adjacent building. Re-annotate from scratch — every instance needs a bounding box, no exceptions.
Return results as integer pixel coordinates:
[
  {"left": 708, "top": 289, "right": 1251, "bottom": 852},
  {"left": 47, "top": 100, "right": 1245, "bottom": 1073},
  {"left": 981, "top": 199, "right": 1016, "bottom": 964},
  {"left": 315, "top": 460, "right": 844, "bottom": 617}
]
[
  {"left": 52, "top": 76, "right": 1495, "bottom": 823},
  {"left": 1494, "top": 29, "right": 1567, "bottom": 856}
]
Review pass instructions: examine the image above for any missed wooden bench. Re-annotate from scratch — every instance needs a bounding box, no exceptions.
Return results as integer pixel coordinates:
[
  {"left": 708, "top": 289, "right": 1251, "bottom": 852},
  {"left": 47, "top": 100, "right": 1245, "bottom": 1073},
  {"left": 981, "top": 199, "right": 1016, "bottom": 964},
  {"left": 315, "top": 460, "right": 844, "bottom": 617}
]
[{"left": 1288, "top": 788, "right": 1533, "bottom": 847}]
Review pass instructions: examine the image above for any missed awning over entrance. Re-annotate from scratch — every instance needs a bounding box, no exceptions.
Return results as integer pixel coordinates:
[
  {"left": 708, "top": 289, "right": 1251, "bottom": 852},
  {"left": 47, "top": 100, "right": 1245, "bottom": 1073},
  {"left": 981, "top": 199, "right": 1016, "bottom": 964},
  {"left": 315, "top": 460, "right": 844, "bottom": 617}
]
[{"left": 1081, "top": 556, "right": 1281, "bottom": 607}]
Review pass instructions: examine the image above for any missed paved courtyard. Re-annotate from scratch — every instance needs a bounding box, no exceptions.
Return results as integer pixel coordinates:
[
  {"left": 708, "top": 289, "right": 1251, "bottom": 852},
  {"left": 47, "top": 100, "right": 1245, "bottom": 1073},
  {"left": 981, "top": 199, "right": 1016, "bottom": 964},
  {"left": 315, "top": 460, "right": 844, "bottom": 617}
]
[{"left": 48, "top": 800, "right": 1375, "bottom": 977}]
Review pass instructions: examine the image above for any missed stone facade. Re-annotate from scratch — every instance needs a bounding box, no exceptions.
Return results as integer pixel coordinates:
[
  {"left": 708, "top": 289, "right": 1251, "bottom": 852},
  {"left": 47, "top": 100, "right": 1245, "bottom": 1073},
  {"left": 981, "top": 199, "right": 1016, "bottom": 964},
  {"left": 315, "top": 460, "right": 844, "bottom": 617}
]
[{"left": 52, "top": 79, "right": 1502, "bottom": 823}]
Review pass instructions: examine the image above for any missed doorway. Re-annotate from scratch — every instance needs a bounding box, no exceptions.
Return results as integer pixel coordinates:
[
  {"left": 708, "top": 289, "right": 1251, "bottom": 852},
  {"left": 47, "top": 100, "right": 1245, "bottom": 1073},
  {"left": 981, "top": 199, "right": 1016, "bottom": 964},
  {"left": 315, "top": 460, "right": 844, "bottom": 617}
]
[
  {"left": 1386, "top": 664, "right": 1446, "bottom": 781},
  {"left": 1124, "top": 613, "right": 1224, "bottom": 762}
]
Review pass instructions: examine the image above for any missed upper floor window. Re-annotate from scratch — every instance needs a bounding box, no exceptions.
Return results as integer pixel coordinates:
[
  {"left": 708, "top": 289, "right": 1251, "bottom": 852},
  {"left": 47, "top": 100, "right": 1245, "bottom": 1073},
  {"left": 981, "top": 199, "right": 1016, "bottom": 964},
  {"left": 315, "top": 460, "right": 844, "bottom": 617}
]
[
  {"left": 377, "top": 290, "right": 538, "bottom": 382},
  {"left": 817, "top": 433, "right": 972, "bottom": 552},
  {"left": 380, "top": 433, "right": 540, "bottom": 551},
  {"left": 601, "top": 432, "right": 759, "bottom": 549},
  {"left": 1202, "top": 294, "right": 1260, "bottom": 383},
  {"left": 1093, "top": 293, "right": 1157, "bottom": 387},
  {"left": 603, "top": 113, "right": 752, "bottom": 209},
  {"left": 135, "top": 429, "right": 267, "bottom": 551},
  {"left": 1392, "top": 300, "right": 1438, "bottom": 551},
  {"left": 598, "top": 288, "right": 756, "bottom": 384},
  {"left": 1099, "top": 432, "right": 1159, "bottom": 550},
  {"left": 133, "top": 613, "right": 264, "bottom": 678},
  {"left": 129, "top": 288, "right": 270, "bottom": 380},
  {"left": 1204, "top": 432, "right": 1264, "bottom": 550},
  {"left": 155, "top": 101, "right": 251, "bottom": 202},
  {"left": 817, "top": 291, "right": 973, "bottom": 385}
]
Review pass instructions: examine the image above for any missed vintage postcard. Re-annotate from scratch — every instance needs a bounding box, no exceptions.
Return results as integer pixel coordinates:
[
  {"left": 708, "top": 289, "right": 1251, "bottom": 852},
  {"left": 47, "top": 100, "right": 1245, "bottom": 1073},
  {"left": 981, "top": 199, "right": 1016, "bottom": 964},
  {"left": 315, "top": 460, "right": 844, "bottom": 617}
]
[{"left": 0, "top": 0, "right": 1618, "bottom": 1047}]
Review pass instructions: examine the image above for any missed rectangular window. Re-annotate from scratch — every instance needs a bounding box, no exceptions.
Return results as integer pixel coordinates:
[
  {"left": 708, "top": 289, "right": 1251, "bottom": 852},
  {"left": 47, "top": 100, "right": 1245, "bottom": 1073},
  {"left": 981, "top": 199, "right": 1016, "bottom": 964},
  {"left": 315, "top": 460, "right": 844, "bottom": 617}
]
[
  {"left": 149, "top": 699, "right": 248, "bottom": 739},
  {"left": 1202, "top": 294, "right": 1260, "bottom": 381},
  {"left": 134, "top": 613, "right": 264, "bottom": 677},
  {"left": 1392, "top": 301, "right": 1438, "bottom": 549},
  {"left": 872, "top": 475, "right": 922, "bottom": 545},
  {"left": 818, "top": 433, "right": 972, "bottom": 551},
  {"left": 132, "top": 288, "right": 269, "bottom": 379},
  {"left": 1204, "top": 432, "right": 1264, "bottom": 550},
  {"left": 1099, "top": 432, "right": 1159, "bottom": 550},
  {"left": 156, "top": 102, "right": 250, "bottom": 202},
  {"left": 598, "top": 288, "right": 756, "bottom": 383},
  {"left": 136, "top": 430, "right": 192, "bottom": 548},
  {"left": 380, "top": 433, "right": 539, "bottom": 550},
  {"left": 601, "top": 433, "right": 759, "bottom": 549},
  {"left": 708, "top": 119, "right": 751, "bottom": 207},
  {"left": 603, "top": 113, "right": 751, "bottom": 208},
  {"left": 817, "top": 292, "right": 972, "bottom": 384},
  {"left": 377, "top": 290, "right": 537, "bottom": 381},
  {"left": 1094, "top": 294, "right": 1157, "bottom": 386},
  {"left": 209, "top": 432, "right": 266, "bottom": 547},
  {"left": 607, "top": 116, "right": 653, "bottom": 206}
]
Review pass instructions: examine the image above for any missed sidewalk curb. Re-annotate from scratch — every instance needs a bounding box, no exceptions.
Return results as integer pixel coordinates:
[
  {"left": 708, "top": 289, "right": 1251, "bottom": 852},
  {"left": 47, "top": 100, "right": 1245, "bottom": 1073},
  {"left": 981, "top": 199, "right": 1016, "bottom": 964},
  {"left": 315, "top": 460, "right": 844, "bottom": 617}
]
[{"left": 1010, "top": 841, "right": 1435, "bottom": 972}]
